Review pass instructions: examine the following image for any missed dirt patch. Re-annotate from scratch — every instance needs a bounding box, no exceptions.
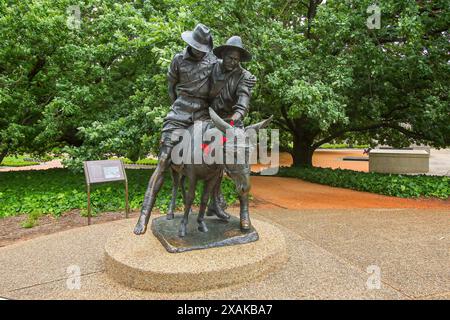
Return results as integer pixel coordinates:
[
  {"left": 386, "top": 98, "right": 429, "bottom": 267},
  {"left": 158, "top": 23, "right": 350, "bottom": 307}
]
[
  {"left": 0, "top": 204, "right": 243, "bottom": 248},
  {"left": 0, "top": 210, "right": 140, "bottom": 248}
]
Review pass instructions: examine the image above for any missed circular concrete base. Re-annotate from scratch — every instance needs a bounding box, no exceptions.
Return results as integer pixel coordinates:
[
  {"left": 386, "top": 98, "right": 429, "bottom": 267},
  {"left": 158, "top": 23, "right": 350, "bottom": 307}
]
[{"left": 104, "top": 217, "right": 287, "bottom": 292}]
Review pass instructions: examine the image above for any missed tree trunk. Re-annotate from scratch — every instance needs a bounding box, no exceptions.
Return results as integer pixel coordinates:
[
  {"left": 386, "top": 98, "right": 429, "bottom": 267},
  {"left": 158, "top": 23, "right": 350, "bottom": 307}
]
[
  {"left": 291, "top": 135, "right": 314, "bottom": 167},
  {"left": 0, "top": 149, "right": 8, "bottom": 164}
]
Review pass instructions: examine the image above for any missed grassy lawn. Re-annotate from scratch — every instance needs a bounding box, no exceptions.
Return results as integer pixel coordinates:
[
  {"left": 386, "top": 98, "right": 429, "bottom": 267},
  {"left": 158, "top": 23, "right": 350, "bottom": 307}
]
[
  {"left": 0, "top": 155, "right": 158, "bottom": 167},
  {"left": 0, "top": 155, "right": 40, "bottom": 167},
  {"left": 0, "top": 168, "right": 238, "bottom": 220}
]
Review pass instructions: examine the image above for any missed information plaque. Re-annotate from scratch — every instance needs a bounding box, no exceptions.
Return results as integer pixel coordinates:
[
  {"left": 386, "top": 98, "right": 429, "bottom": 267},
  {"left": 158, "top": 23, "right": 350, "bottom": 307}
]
[{"left": 83, "top": 160, "right": 129, "bottom": 225}]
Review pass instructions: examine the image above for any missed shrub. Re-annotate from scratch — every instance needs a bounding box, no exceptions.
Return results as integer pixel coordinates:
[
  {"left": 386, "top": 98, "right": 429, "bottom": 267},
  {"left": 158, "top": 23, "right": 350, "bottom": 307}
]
[
  {"left": 135, "top": 158, "right": 158, "bottom": 165},
  {"left": 108, "top": 157, "right": 158, "bottom": 165},
  {"left": 108, "top": 157, "right": 134, "bottom": 164}
]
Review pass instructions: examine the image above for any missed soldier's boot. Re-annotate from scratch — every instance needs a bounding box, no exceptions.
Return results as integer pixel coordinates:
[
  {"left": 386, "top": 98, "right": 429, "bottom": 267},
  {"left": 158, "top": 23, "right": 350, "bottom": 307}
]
[
  {"left": 134, "top": 150, "right": 171, "bottom": 235},
  {"left": 206, "top": 189, "right": 231, "bottom": 220}
]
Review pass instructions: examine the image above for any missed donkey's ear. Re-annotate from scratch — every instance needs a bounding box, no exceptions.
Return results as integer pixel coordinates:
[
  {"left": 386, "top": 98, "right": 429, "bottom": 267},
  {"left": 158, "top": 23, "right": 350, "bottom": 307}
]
[{"left": 245, "top": 115, "right": 273, "bottom": 132}]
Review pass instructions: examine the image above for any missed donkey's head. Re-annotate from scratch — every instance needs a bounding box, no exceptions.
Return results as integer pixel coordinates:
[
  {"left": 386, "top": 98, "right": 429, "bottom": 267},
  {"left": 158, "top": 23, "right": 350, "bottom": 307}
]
[{"left": 209, "top": 108, "right": 272, "bottom": 194}]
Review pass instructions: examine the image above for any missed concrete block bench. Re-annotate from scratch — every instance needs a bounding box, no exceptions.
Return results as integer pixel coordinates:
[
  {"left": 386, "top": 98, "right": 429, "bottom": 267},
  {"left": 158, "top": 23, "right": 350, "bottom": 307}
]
[{"left": 369, "top": 149, "right": 429, "bottom": 174}]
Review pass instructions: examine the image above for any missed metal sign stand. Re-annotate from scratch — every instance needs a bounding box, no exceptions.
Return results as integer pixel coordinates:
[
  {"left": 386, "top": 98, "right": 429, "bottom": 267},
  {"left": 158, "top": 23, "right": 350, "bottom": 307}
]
[{"left": 84, "top": 160, "right": 130, "bottom": 225}]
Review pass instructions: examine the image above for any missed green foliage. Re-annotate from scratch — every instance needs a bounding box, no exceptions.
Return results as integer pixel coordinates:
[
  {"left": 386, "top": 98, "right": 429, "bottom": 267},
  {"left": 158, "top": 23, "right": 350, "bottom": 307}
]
[
  {"left": 1, "top": 0, "right": 180, "bottom": 167},
  {"left": 135, "top": 158, "right": 158, "bottom": 165},
  {"left": 21, "top": 211, "right": 42, "bottom": 228},
  {"left": 0, "top": 156, "right": 39, "bottom": 167},
  {"left": 0, "top": 168, "right": 238, "bottom": 218},
  {"left": 276, "top": 167, "right": 450, "bottom": 199},
  {"left": 197, "top": 0, "right": 449, "bottom": 165},
  {"left": 1, "top": 0, "right": 448, "bottom": 169}
]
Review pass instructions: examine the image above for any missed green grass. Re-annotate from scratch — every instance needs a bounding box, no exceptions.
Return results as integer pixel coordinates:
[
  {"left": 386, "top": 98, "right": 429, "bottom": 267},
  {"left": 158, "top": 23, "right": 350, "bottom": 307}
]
[
  {"left": 109, "top": 157, "right": 158, "bottom": 165},
  {"left": 274, "top": 166, "right": 450, "bottom": 199},
  {"left": 319, "top": 143, "right": 370, "bottom": 149},
  {"left": 0, "top": 156, "right": 39, "bottom": 167},
  {"left": 0, "top": 168, "right": 238, "bottom": 219}
]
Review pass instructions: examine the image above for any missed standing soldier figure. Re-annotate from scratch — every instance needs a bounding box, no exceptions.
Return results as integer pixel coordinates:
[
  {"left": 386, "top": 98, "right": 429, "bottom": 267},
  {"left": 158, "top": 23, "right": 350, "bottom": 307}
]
[{"left": 206, "top": 36, "right": 257, "bottom": 228}]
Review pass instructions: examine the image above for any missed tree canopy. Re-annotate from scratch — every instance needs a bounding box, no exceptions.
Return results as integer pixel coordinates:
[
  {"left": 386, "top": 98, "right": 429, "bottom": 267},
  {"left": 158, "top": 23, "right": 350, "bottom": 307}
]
[{"left": 1, "top": 0, "right": 448, "bottom": 168}]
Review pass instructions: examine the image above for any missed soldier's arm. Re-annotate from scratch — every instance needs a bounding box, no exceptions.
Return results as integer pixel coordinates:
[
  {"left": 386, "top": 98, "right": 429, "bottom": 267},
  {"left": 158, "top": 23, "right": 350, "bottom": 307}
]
[
  {"left": 167, "top": 55, "right": 180, "bottom": 103},
  {"left": 232, "top": 72, "right": 256, "bottom": 121}
]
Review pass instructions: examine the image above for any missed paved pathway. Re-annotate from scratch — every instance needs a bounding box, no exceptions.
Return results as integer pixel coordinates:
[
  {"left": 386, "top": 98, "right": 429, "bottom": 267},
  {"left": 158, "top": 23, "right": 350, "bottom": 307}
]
[
  {"left": 429, "top": 149, "right": 450, "bottom": 176},
  {"left": 0, "top": 208, "right": 448, "bottom": 300},
  {"left": 250, "top": 176, "right": 450, "bottom": 210}
]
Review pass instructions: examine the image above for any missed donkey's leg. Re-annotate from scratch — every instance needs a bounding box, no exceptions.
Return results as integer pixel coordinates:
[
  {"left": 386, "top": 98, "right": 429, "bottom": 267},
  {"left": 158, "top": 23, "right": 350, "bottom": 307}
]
[
  {"left": 179, "top": 177, "right": 196, "bottom": 237},
  {"left": 167, "top": 169, "right": 180, "bottom": 220},
  {"left": 180, "top": 175, "right": 193, "bottom": 215},
  {"left": 198, "top": 177, "right": 218, "bottom": 233},
  {"left": 206, "top": 174, "right": 220, "bottom": 216}
]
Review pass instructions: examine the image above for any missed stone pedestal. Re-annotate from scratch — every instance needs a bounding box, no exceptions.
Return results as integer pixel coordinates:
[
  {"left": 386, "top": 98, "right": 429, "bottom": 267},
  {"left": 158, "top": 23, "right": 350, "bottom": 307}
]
[{"left": 104, "top": 217, "right": 287, "bottom": 292}]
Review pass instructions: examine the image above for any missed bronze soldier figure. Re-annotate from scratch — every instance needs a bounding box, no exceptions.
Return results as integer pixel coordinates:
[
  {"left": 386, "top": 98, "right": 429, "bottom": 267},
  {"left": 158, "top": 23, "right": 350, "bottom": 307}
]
[
  {"left": 206, "top": 36, "right": 257, "bottom": 225},
  {"left": 134, "top": 24, "right": 217, "bottom": 235}
]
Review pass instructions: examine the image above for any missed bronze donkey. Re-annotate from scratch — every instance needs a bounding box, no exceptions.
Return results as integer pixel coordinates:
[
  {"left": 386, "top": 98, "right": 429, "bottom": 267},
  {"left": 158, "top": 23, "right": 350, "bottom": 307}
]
[{"left": 168, "top": 108, "right": 272, "bottom": 237}]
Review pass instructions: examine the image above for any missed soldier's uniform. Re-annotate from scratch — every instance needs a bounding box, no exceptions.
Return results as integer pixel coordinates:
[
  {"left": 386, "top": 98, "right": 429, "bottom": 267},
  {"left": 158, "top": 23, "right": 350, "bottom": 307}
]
[
  {"left": 209, "top": 63, "right": 254, "bottom": 125},
  {"left": 204, "top": 36, "right": 256, "bottom": 221},
  {"left": 161, "top": 48, "right": 217, "bottom": 147}
]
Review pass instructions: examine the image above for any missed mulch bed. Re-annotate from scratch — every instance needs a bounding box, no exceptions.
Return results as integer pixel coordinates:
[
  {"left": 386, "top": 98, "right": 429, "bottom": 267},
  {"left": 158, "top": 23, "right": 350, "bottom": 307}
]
[
  {"left": 0, "top": 210, "right": 139, "bottom": 248},
  {"left": 0, "top": 203, "right": 243, "bottom": 248}
]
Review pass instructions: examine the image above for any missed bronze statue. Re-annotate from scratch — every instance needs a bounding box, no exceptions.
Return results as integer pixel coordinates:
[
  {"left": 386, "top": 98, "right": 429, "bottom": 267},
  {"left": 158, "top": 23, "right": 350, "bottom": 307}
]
[
  {"left": 166, "top": 36, "right": 257, "bottom": 224},
  {"left": 134, "top": 29, "right": 259, "bottom": 236}
]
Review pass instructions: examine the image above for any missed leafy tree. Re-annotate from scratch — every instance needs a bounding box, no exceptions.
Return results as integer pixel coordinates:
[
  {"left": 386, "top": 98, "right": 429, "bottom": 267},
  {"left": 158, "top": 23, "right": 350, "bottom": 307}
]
[
  {"left": 197, "top": 0, "right": 449, "bottom": 166},
  {"left": 1, "top": 0, "right": 448, "bottom": 169},
  {"left": 0, "top": 0, "right": 182, "bottom": 166}
]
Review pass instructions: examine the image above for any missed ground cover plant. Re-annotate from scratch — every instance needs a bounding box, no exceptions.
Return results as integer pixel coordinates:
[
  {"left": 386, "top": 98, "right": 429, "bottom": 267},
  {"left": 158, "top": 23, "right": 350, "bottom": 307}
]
[
  {"left": 0, "top": 168, "right": 238, "bottom": 219},
  {"left": 275, "top": 166, "right": 450, "bottom": 199}
]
